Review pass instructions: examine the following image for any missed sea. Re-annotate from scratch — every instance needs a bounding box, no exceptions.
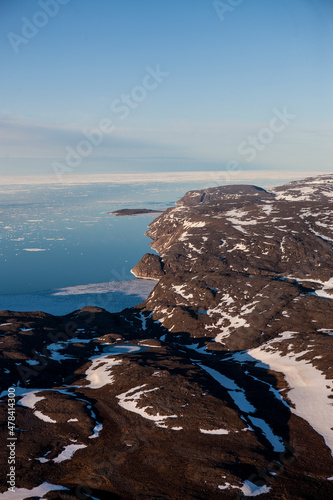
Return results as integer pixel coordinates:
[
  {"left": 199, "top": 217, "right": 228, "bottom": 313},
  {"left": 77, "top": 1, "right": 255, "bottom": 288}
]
[{"left": 0, "top": 171, "right": 311, "bottom": 313}]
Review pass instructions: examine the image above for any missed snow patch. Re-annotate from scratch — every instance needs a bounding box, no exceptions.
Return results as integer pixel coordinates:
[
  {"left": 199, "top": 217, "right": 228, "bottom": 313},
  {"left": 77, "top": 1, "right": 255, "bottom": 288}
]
[
  {"left": 117, "top": 384, "right": 177, "bottom": 426},
  {"left": 249, "top": 342, "right": 333, "bottom": 456},
  {"left": 0, "top": 483, "right": 69, "bottom": 499},
  {"left": 53, "top": 444, "right": 87, "bottom": 463},
  {"left": 200, "top": 428, "right": 229, "bottom": 435},
  {"left": 85, "top": 356, "right": 122, "bottom": 389}
]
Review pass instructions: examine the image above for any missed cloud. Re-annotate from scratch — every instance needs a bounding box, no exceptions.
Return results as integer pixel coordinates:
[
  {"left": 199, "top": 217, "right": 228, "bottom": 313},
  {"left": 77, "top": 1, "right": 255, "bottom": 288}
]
[
  {"left": 0, "top": 115, "right": 169, "bottom": 159},
  {"left": 0, "top": 113, "right": 332, "bottom": 175}
]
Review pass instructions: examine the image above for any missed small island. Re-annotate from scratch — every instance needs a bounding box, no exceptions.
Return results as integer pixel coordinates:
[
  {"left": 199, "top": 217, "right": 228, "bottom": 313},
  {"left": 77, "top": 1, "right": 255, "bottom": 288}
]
[{"left": 108, "top": 208, "right": 165, "bottom": 216}]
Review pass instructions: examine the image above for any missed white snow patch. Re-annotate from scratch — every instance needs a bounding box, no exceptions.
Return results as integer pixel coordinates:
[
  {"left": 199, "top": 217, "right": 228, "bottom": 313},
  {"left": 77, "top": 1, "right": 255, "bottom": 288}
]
[
  {"left": 206, "top": 295, "right": 257, "bottom": 341},
  {"left": 89, "top": 423, "right": 103, "bottom": 439},
  {"left": 314, "top": 277, "right": 333, "bottom": 299},
  {"left": 53, "top": 444, "right": 87, "bottom": 463},
  {"left": 249, "top": 342, "right": 333, "bottom": 456},
  {"left": 117, "top": 384, "right": 177, "bottom": 425},
  {"left": 183, "top": 220, "right": 206, "bottom": 229},
  {"left": 173, "top": 285, "right": 194, "bottom": 300},
  {"left": 17, "top": 391, "right": 57, "bottom": 424},
  {"left": 18, "top": 392, "right": 44, "bottom": 409},
  {"left": 34, "top": 411, "right": 57, "bottom": 424},
  {"left": 224, "top": 209, "right": 258, "bottom": 234},
  {"left": 85, "top": 356, "right": 122, "bottom": 389},
  {"left": 227, "top": 243, "right": 249, "bottom": 252},
  {"left": 0, "top": 483, "right": 69, "bottom": 499},
  {"left": 47, "top": 342, "right": 75, "bottom": 362},
  {"left": 261, "top": 204, "right": 274, "bottom": 216},
  {"left": 200, "top": 428, "right": 229, "bottom": 435},
  {"left": 240, "top": 481, "right": 271, "bottom": 496},
  {"left": 218, "top": 481, "right": 271, "bottom": 496}
]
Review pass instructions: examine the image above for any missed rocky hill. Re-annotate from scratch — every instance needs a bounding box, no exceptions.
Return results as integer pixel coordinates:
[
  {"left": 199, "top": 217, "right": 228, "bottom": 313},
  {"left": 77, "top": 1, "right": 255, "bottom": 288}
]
[{"left": 0, "top": 174, "right": 332, "bottom": 499}]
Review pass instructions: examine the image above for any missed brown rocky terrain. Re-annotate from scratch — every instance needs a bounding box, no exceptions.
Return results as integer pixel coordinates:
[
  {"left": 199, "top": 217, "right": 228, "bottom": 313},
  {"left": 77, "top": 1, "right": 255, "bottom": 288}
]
[{"left": 0, "top": 174, "right": 332, "bottom": 499}]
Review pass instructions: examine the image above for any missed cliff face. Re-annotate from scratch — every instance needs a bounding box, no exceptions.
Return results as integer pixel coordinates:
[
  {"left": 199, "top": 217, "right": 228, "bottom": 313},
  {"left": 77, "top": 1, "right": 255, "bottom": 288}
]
[{"left": 0, "top": 175, "right": 332, "bottom": 499}]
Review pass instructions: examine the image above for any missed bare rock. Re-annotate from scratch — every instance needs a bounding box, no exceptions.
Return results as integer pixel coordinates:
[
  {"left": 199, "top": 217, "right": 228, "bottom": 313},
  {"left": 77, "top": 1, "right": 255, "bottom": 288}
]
[{"left": 131, "top": 253, "right": 165, "bottom": 279}]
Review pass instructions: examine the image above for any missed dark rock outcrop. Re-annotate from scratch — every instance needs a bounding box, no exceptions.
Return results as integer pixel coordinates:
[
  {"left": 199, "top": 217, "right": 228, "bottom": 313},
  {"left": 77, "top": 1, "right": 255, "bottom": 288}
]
[{"left": 131, "top": 252, "right": 165, "bottom": 279}]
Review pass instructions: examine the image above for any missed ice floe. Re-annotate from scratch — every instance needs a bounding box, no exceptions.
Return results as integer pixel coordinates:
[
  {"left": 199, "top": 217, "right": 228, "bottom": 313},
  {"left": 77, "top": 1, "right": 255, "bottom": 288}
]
[{"left": 23, "top": 248, "right": 47, "bottom": 252}]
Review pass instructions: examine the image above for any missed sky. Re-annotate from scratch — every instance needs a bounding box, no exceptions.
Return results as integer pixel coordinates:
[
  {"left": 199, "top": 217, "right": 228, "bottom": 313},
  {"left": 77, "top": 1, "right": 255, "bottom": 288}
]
[{"left": 0, "top": 0, "right": 332, "bottom": 179}]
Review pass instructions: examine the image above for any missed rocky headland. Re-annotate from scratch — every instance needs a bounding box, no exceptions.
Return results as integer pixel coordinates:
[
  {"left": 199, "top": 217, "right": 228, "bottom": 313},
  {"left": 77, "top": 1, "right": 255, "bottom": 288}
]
[{"left": 0, "top": 174, "right": 332, "bottom": 499}]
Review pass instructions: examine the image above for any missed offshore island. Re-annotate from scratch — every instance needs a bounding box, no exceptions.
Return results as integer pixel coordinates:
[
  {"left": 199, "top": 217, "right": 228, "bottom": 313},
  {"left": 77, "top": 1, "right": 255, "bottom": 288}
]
[{"left": 108, "top": 208, "right": 165, "bottom": 216}]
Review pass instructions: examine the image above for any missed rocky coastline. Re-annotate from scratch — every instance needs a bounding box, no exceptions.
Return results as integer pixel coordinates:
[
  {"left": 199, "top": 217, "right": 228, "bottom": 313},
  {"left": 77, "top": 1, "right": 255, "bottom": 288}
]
[{"left": 0, "top": 174, "right": 332, "bottom": 499}]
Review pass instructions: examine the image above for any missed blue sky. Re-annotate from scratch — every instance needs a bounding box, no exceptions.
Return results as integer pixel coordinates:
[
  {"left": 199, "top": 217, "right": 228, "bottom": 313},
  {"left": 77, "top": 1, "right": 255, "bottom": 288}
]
[{"left": 0, "top": 0, "right": 332, "bottom": 177}]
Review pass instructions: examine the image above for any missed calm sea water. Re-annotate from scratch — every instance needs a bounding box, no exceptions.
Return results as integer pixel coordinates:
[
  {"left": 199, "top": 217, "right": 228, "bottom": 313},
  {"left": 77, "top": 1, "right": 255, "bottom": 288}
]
[
  {"left": 0, "top": 176, "right": 299, "bottom": 294},
  {"left": 0, "top": 180, "right": 215, "bottom": 294}
]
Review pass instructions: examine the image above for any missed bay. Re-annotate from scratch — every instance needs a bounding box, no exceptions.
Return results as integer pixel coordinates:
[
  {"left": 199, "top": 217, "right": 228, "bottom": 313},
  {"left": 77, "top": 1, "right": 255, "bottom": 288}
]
[{"left": 0, "top": 173, "right": 303, "bottom": 295}]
